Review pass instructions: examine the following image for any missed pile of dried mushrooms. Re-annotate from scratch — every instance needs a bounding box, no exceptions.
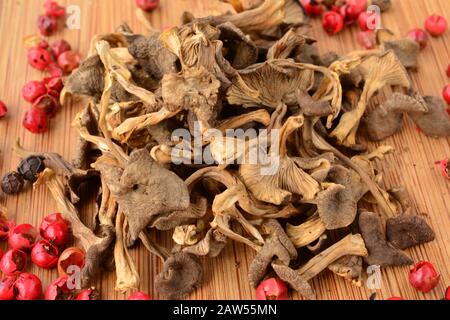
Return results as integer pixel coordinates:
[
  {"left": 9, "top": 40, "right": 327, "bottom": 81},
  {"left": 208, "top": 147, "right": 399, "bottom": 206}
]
[{"left": 16, "top": 0, "right": 448, "bottom": 299}]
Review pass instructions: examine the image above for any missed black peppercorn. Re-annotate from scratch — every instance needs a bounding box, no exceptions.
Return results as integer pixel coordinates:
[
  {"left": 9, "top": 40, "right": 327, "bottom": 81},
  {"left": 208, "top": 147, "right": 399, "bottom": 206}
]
[
  {"left": 18, "top": 156, "right": 46, "bottom": 182},
  {"left": 1, "top": 171, "right": 24, "bottom": 195}
]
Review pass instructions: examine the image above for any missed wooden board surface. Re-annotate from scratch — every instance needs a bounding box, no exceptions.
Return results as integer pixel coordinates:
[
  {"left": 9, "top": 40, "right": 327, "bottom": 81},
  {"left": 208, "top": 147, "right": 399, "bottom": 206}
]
[{"left": 0, "top": 0, "right": 449, "bottom": 300}]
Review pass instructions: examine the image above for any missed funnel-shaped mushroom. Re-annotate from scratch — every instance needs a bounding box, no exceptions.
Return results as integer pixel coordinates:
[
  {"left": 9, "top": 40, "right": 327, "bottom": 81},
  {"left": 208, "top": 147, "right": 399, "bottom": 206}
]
[
  {"left": 331, "top": 51, "right": 411, "bottom": 146},
  {"left": 317, "top": 184, "right": 357, "bottom": 230},
  {"left": 358, "top": 210, "right": 413, "bottom": 267},
  {"left": 227, "top": 59, "right": 338, "bottom": 110},
  {"left": 365, "top": 92, "right": 428, "bottom": 141},
  {"left": 409, "top": 96, "right": 450, "bottom": 137},
  {"left": 239, "top": 115, "right": 321, "bottom": 205}
]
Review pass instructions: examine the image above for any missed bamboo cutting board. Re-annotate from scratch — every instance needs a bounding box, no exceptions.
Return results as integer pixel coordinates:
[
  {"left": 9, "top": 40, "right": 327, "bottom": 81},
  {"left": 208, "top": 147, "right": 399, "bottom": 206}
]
[{"left": 0, "top": 0, "right": 449, "bottom": 300}]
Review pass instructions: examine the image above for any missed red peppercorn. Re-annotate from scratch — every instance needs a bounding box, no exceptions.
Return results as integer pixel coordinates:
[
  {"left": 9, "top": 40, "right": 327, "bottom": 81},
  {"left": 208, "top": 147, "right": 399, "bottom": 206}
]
[
  {"left": 342, "top": 0, "right": 367, "bottom": 24},
  {"left": 425, "top": 14, "right": 448, "bottom": 37},
  {"left": 44, "top": 77, "right": 64, "bottom": 93},
  {"left": 38, "top": 40, "right": 50, "bottom": 50},
  {"left": 22, "top": 81, "right": 47, "bottom": 104},
  {"left": 0, "top": 277, "right": 16, "bottom": 300},
  {"left": 128, "top": 291, "right": 152, "bottom": 300},
  {"left": 0, "top": 220, "right": 14, "bottom": 240},
  {"left": 8, "top": 224, "right": 38, "bottom": 251},
  {"left": 0, "top": 249, "right": 2, "bottom": 261},
  {"left": 14, "top": 273, "right": 43, "bottom": 300},
  {"left": 40, "top": 213, "right": 71, "bottom": 247},
  {"left": 443, "top": 84, "right": 450, "bottom": 105},
  {"left": 322, "top": 11, "right": 344, "bottom": 35},
  {"left": 44, "top": 0, "right": 65, "bottom": 17},
  {"left": 356, "top": 30, "right": 376, "bottom": 49},
  {"left": 23, "top": 107, "right": 49, "bottom": 134},
  {"left": 31, "top": 240, "right": 59, "bottom": 269},
  {"left": 409, "top": 261, "right": 440, "bottom": 293},
  {"left": 50, "top": 40, "right": 71, "bottom": 58},
  {"left": 444, "top": 286, "right": 450, "bottom": 300},
  {"left": 45, "top": 276, "right": 74, "bottom": 300},
  {"left": 436, "top": 158, "right": 450, "bottom": 180},
  {"left": 0, "top": 249, "right": 27, "bottom": 275},
  {"left": 358, "top": 11, "right": 377, "bottom": 31},
  {"left": 57, "top": 51, "right": 81, "bottom": 74},
  {"left": 33, "top": 92, "right": 60, "bottom": 118},
  {"left": 76, "top": 288, "right": 99, "bottom": 300},
  {"left": 407, "top": 28, "right": 429, "bottom": 50},
  {"left": 27, "top": 47, "right": 52, "bottom": 71},
  {"left": 135, "top": 0, "right": 159, "bottom": 11},
  {"left": 58, "top": 247, "right": 85, "bottom": 277},
  {"left": 255, "top": 278, "right": 288, "bottom": 300},
  {"left": 46, "top": 62, "right": 64, "bottom": 78},
  {"left": 300, "top": 0, "right": 325, "bottom": 16},
  {"left": 386, "top": 296, "right": 404, "bottom": 300},
  {"left": 0, "top": 100, "right": 7, "bottom": 119},
  {"left": 37, "top": 14, "right": 58, "bottom": 37}
]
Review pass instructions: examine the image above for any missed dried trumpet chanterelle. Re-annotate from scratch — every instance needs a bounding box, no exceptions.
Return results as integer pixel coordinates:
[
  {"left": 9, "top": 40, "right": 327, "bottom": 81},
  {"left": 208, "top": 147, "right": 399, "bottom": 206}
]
[{"left": 16, "top": 0, "right": 449, "bottom": 299}]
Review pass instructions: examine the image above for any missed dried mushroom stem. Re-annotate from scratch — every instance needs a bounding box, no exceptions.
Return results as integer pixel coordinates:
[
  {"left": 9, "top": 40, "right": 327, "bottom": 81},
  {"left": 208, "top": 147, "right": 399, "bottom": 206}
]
[
  {"left": 139, "top": 231, "right": 170, "bottom": 263},
  {"left": 298, "top": 234, "right": 368, "bottom": 281},
  {"left": 114, "top": 210, "right": 140, "bottom": 292},
  {"left": 216, "top": 109, "right": 271, "bottom": 132},
  {"left": 286, "top": 214, "right": 326, "bottom": 248},
  {"left": 35, "top": 169, "right": 114, "bottom": 285},
  {"left": 311, "top": 129, "right": 396, "bottom": 218}
]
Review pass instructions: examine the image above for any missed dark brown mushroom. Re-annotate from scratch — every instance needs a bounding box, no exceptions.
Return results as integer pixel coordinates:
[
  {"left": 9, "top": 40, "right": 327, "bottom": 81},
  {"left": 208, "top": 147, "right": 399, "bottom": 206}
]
[
  {"left": 358, "top": 210, "right": 413, "bottom": 267},
  {"left": 64, "top": 55, "right": 105, "bottom": 100},
  {"left": 271, "top": 263, "right": 316, "bottom": 300},
  {"left": 155, "top": 252, "right": 203, "bottom": 300},
  {"left": 328, "top": 255, "right": 363, "bottom": 286},
  {"left": 386, "top": 214, "right": 435, "bottom": 250},
  {"left": 217, "top": 22, "right": 258, "bottom": 69},
  {"left": 127, "top": 33, "right": 179, "bottom": 80},
  {"left": 409, "top": 96, "right": 450, "bottom": 137},
  {"left": 383, "top": 39, "right": 420, "bottom": 70},
  {"left": 95, "top": 149, "right": 190, "bottom": 246},
  {"left": 365, "top": 92, "right": 428, "bottom": 141},
  {"left": 317, "top": 184, "right": 357, "bottom": 230},
  {"left": 248, "top": 219, "right": 297, "bottom": 287}
]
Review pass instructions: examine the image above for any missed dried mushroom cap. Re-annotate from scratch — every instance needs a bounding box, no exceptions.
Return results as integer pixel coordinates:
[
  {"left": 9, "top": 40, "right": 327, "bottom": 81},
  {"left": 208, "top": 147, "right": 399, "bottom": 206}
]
[
  {"left": 96, "top": 149, "right": 190, "bottom": 246},
  {"left": 227, "top": 60, "right": 315, "bottom": 109},
  {"left": 64, "top": 55, "right": 105, "bottom": 100},
  {"left": 383, "top": 39, "right": 420, "bottom": 70},
  {"left": 331, "top": 51, "right": 411, "bottom": 146},
  {"left": 248, "top": 219, "right": 297, "bottom": 287},
  {"left": 183, "top": 229, "right": 228, "bottom": 257},
  {"left": 328, "top": 255, "right": 363, "bottom": 286},
  {"left": 317, "top": 184, "right": 357, "bottom": 230},
  {"left": 388, "top": 186, "right": 411, "bottom": 213},
  {"left": 358, "top": 210, "right": 413, "bottom": 267},
  {"left": 128, "top": 33, "right": 178, "bottom": 80},
  {"left": 272, "top": 263, "right": 316, "bottom": 300},
  {"left": 196, "top": 0, "right": 287, "bottom": 34},
  {"left": 386, "top": 215, "right": 435, "bottom": 250},
  {"left": 239, "top": 115, "right": 321, "bottom": 205},
  {"left": 162, "top": 67, "right": 221, "bottom": 128},
  {"left": 409, "top": 96, "right": 450, "bottom": 137},
  {"left": 155, "top": 252, "right": 203, "bottom": 300},
  {"left": 217, "top": 22, "right": 258, "bottom": 69},
  {"left": 267, "top": 28, "right": 306, "bottom": 60},
  {"left": 365, "top": 92, "right": 428, "bottom": 141}
]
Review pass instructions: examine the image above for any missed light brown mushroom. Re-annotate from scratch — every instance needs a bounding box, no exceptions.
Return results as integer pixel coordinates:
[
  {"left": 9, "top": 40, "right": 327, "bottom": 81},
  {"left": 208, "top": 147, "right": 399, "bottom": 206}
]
[
  {"left": 383, "top": 39, "right": 421, "bottom": 70},
  {"left": 331, "top": 51, "right": 411, "bottom": 146},
  {"left": 286, "top": 214, "right": 326, "bottom": 248}
]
